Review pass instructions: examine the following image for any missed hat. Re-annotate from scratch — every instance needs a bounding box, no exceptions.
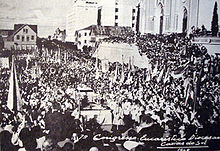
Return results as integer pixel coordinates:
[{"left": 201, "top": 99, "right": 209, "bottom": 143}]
[
  {"left": 123, "top": 141, "right": 144, "bottom": 151},
  {"left": 89, "top": 147, "right": 99, "bottom": 151}
]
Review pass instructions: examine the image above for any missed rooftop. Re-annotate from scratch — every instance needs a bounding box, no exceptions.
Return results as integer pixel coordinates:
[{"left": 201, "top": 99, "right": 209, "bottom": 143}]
[{"left": 76, "top": 25, "right": 133, "bottom": 36}]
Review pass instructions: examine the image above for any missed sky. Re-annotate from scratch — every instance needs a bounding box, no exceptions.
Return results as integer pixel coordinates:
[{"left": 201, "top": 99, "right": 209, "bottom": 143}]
[
  {"left": 0, "top": 0, "right": 220, "bottom": 38},
  {"left": 0, "top": 0, "right": 72, "bottom": 37},
  {"left": 198, "top": 0, "right": 220, "bottom": 29}
]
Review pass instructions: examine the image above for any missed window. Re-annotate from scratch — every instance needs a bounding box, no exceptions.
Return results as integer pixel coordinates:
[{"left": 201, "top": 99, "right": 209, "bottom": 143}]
[
  {"left": 132, "top": 16, "right": 135, "bottom": 20},
  {"left": 27, "top": 36, "right": 29, "bottom": 41},
  {"left": 31, "top": 35, "right": 34, "bottom": 40},
  {"left": 79, "top": 33, "right": 81, "bottom": 38},
  {"left": 133, "top": 9, "right": 135, "bottom": 13},
  {"left": 115, "top": 8, "right": 118, "bottom": 12},
  {"left": 23, "top": 29, "right": 25, "bottom": 33},
  {"left": 84, "top": 40, "right": 87, "bottom": 44},
  {"left": 115, "top": 15, "right": 118, "bottom": 19},
  {"left": 85, "top": 32, "right": 87, "bottom": 36},
  {"left": 22, "top": 36, "right": 24, "bottom": 41},
  {"left": 26, "top": 29, "right": 28, "bottom": 33},
  {"left": 115, "top": 23, "right": 118, "bottom": 26},
  {"left": 132, "top": 23, "right": 135, "bottom": 28},
  {"left": 16, "top": 35, "right": 20, "bottom": 40}
]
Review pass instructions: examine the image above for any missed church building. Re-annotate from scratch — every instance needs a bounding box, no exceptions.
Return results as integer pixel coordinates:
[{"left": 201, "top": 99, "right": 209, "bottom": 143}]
[{"left": 138, "top": 0, "right": 200, "bottom": 34}]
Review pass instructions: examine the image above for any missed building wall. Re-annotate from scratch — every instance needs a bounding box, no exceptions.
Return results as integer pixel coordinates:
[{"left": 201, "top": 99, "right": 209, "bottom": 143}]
[
  {"left": 13, "top": 25, "right": 37, "bottom": 50},
  {"left": 66, "top": 11, "right": 76, "bottom": 42},
  {"left": 139, "top": 0, "right": 199, "bottom": 35},
  {"left": 66, "top": 0, "right": 139, "bottom": 42},
  {"left": 4, "top": 41, "right": 14, "bottom": 50},
  {"left": 76, "top": 28, "right": 107, "bottom": 50},
  {"left": 98, "top": 0, "right": 115, "bottom": 26},
  {"left": 117, "top": 0, "right": 138, "bottom": 27},
  {"left": 99, "top": 0, "right": 138, "bottom": 27},
  {"left": 66, "top": 0, "right": 99, "bottom": 42},
  {"left": 77, "top": 29, "right": 92, "bottom": 49}
]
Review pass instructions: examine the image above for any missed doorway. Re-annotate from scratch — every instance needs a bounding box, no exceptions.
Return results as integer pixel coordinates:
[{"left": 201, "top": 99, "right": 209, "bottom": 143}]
[{"left": 182, "top": 8, "right": 188, "bottom": 33}]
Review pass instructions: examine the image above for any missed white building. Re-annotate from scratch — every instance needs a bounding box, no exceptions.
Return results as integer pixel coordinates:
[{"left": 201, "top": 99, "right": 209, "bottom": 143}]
[
  {"left": 1, "top": 24, "right": 38, "bottom": 50},
  {"left": 98, "top": 0, "right": 139, "bottom": 29},
  {"left": 66, "top": 0, "right": 139, "bottom": 42},
  {"left": 75, "top": 25, "right": 133, "bottom": 49},
  {"left": 52, "top": 28, "right": 66, "bottom": 42},
  {"left": 139, "top": 0, "right": 200, "bottom": 34},
  {"left": 66, "top": 0, "right": 99, "bottom": 42}
]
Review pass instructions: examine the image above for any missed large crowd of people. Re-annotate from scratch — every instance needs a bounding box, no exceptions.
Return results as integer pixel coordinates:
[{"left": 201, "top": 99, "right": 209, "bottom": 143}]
[{"left": 0, "top": 32, "right": 219, "bottom": 151}]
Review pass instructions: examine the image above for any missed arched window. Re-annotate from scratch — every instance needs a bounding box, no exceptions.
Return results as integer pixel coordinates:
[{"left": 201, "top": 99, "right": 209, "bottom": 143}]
[
  {"left": 158, "top": 3, "right": 164, "bottom": 34},
  {"left": 182, "top": 7, "right": 188, "bottom": 33}
]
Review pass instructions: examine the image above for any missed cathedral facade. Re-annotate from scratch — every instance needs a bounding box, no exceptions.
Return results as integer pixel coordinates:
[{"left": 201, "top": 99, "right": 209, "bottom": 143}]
[{"left": 139, "top": 0, "right": 200, "bottom": 34}]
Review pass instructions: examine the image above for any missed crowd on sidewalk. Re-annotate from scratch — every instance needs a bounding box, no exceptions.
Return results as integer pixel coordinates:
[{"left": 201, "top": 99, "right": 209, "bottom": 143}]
[{"left": 0, "top": 32, "right": 219, "bottom": 151}]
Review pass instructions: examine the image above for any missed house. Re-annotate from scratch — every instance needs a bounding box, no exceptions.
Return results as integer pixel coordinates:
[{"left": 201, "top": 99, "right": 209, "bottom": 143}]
[
  {"left": 75, "top": 25, "right": 133, "bottom": 50},
  {"left": 52, "top": 28, "right": 66, "bottom": 42},
  {"left": 0, "top": 29, "right": 14, "bottom": 40},
  {"left": 0, "top": 24, "right": 38, "bottom": 50},
  {"left": 0, "top": 29, "right": 14, "bottom": 50}
]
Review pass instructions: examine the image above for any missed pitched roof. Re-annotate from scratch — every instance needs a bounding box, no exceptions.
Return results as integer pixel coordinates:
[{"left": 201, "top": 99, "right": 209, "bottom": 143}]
[
  {"left": 2, "top": 24, "right": 38, "bottom": 41},
  {"left": 13, "top": 24, "right": 38, "bottom": 36},
  {"left": 14, "top": 24, "right": 38, "bottom": 34}
]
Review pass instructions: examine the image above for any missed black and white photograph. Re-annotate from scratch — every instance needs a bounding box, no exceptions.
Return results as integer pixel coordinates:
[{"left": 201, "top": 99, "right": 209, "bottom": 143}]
[{"left": 0, "top": 0, "right": 220, "bottom": 150}]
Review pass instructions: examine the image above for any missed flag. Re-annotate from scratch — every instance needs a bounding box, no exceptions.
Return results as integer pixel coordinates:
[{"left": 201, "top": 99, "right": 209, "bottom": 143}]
[
  {"left": 109, "top": 75, "right": 113, "bottom": 89},
  {"left": 46, "top": 48, "right": 49, "bottom": 63},
  {"left": 7, "top": 57, "right": 23, "bottom": 112},
  {"left": 120, "top": 55, "right": 124, "bottom": 83},
  {"left": 163, "top": 66, "right": 170, "bottom": 83},
  {"left": 184, "top": 78, "right": 194, "bottom": 106},
  {"left": 172, "top": 61, "right": 189, "bottom": 78},
  {"left": 113, "top": 63, "right": 118, "bottom": 82},
  {"left": 64, "top": 50, "right": 67, "bottom": 64},
  {"left": 101, "top": 59, "right": 109, "bottom": 73},
  {"left": 95, "top": 50, "right": 99, "bottom": 80},
  {"left": 95, "top": 69, "right": 99, "bottom": 79},
  {"left": 26, "top": 56, "right": 29, "bottom": 70},
  {"left": 58, "top": 47, "right": 61, "bottom": 64},
  {"left": 131, "top": 56, "right": 135, "bottom": 72},
  {"left": 128, "top": 57, "right": 131, "bottom": 71},
  {"left": 157, "top": 66, "right": 165, "bottom": 83}
]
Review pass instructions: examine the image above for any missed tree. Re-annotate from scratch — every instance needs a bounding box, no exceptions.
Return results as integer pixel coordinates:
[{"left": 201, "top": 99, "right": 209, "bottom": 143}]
[{"left": 211, "top": 1, "right": 219, "bottom": 36}]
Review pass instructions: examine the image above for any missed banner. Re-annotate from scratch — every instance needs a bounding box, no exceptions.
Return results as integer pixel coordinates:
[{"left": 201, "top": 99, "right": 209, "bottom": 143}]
[
  {"left": 0, "top": 57, "right": 9, "bottom": 68},
  {"left": 7, "top": 57, "right": 23, "bottom": 111}
]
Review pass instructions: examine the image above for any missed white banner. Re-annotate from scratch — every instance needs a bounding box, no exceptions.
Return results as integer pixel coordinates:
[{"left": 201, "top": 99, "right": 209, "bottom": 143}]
[{"left": 0, "top": 57, "right": 9, "bottom": 68}]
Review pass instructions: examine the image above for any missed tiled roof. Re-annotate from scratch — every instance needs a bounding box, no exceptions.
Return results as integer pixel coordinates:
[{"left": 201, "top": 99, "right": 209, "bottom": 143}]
[{"left": 76, "top": 25, "right": 133, "bottom": 36}]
